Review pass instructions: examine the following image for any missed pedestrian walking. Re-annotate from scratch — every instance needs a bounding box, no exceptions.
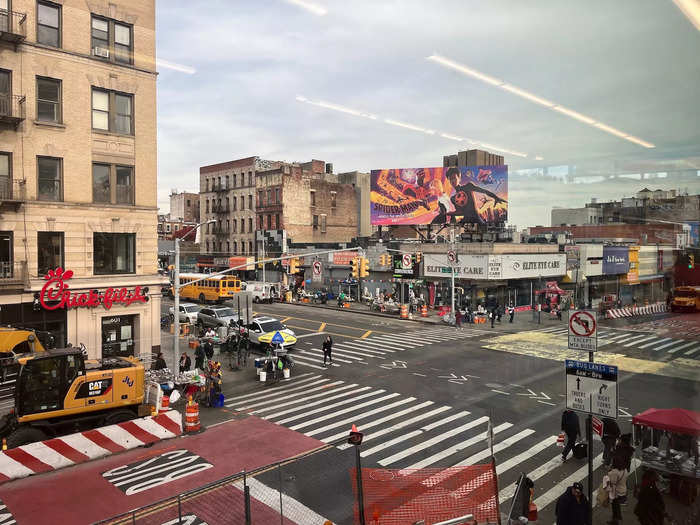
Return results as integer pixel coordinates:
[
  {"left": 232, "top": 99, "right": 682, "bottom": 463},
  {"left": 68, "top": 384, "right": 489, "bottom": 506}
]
[
  {"left": 495, "top": 304, "right": 502, "bottom": 323},
  {"left": 634, "top": 470, "right": 666, "bottom": 525},
  {"left": 555, "top": 481, "right": 589, "bottom": 525},
  {"left": 602, "top": 417, "right": 621, "bottom": 466},
  {"left": 455, "top": 309, "right": 462, "bottom": 328},
  {"left": 179, "top": 352, "right": 191, "bottom": 373},
  {"left": 606, "top": 456, "right": 628, "bottom": 524},
  {"left": 195, "top": 343, "right": 206, "bottom": 371},
  {"left": 153, "top": 352, "right": 167, "bottom": 370},
  {"left": 508, "top": 304, "right": 515, "bottom": 323},
  {"left": 490, "top": 309, "right": 495, "bottom": 328},
  {"left": 561, "top": 409, "right": 581, "bottom": 461},
  {"left": 322, "top": 335, "right": 333, "bottom": 366},
  {"left": 556, "top": 304, "right": 562, "bottom": 321}
]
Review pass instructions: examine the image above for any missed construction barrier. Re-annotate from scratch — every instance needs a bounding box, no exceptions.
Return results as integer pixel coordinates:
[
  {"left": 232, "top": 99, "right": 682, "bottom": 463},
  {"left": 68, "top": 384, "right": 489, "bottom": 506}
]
[
  {"left": 420, "top": 304, "right": 428, "bottom": 317},
  {"left": 0, "top": 410, "right": 182, "bottom": 483},
  {"left": 400, "top": 304, "right": 409, "bottom": 319},
  {"left": 170, "top": 322, "right": 191, "bottom": 336},
  {"left": 161, "top": 395, "right": 170, "bottom": 411},
  {"left": 605, "top": 302, "right": 667, "bottom": 319},
  {"left": 185, "top": 398, "right": 201, "bottom": 433}
]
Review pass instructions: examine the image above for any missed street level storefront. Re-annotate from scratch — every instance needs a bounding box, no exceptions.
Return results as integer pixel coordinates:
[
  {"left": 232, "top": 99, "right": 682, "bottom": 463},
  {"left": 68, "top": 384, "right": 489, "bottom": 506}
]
[
  {"left": 0, "top": 299, "right": 67, "bottom": 348},
  {"left": 34, "top": 268, "right": 164, "bottom": 360}
]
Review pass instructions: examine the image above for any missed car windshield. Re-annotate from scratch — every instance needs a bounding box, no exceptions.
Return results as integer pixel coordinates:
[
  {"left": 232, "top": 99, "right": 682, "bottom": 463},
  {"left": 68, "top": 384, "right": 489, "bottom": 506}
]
[
  {"left": 259, "top": 321, "right": 285, "bottom": 333},
  {"left": 183, "top": 305, "right": 201, "bottom": 313},
  {"left": 214, "top": 308, "right": 236, "bottom": 317}
]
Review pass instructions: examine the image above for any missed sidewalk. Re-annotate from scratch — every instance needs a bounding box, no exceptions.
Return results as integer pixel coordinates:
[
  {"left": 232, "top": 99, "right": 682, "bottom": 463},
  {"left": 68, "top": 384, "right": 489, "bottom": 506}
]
[{"left": 591, "top": 486, "right": 697, "bottom": 524}]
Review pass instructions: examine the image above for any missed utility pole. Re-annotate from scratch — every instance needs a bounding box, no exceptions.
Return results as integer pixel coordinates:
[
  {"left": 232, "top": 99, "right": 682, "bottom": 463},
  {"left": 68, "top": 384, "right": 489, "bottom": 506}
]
[
  {"left": 587, "top": 349, "right": 594, "bottom": 525},
  {"left": 450, "top": 225, "right": 456, "bottom": 317},
  {"left": 261, "top": 237, "right": 266, "bottom": 284}
]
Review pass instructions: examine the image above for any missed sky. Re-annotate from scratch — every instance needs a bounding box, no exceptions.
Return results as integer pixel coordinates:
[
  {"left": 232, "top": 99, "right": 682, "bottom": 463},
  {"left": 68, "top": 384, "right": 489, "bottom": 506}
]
[{"left": 155, "top": 0, "right": 700, "bottom": 226}]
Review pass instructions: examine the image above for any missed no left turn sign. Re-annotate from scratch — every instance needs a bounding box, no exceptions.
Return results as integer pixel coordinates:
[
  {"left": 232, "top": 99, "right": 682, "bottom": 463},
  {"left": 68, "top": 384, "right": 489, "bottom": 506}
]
[
  {"left": 568, "top": 310, "right": 598, "bottom": 352},
  {"left": 312, "top": 261, "right": 322, "bottom": 275}
]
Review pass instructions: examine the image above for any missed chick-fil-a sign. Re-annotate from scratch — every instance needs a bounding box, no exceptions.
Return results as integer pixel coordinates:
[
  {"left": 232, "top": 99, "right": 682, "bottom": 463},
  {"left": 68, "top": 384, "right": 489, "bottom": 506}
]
[{"left": 40, "top": 267, "right": 148, "bottom": 311}]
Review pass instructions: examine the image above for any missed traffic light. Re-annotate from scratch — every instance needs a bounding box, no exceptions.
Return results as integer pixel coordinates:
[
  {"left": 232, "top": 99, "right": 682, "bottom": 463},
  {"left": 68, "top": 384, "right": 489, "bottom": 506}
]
[
  {"left": 690, "top": 254, "right": 695, "bottom": 269},
  {"left": 379, "top": 254, "right": 386, "bottom": 266},
  {"left": 350, "top": 257, "right": 359, "bottom": 278},
  {"left": 289, "top": 257, "right": 299, "bottom": 274},
  {"left": 360, "top": 257, "right": 369, "bottom": 278},
  {"left": 415, "top": 252, "right": 422, "bottom": 264}
]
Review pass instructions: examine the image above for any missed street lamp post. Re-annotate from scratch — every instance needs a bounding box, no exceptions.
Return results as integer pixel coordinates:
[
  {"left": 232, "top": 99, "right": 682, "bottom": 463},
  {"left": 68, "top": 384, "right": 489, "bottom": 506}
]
[{"left": 173, "top": 220, "right": 215, "bottom": 371}]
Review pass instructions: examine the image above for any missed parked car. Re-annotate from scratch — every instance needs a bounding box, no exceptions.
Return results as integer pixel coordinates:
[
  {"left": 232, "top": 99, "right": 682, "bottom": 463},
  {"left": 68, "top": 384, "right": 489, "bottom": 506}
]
[
  {"left": 248, "top": 316, "right": 296, "bottom": 348},
  {"left": 196, "top": 306, "right": 239, "bottom": 330},
  {"left": 168, "top": 302, "right": 201, "bottom": 324},
  {"left": 240, "top": 282, "right": 276, "bottom": 303}
]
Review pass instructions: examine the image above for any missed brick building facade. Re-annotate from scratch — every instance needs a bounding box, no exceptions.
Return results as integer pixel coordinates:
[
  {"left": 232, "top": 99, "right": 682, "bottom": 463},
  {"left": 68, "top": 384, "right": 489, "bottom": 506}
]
[{"left": 169, "top": 190, "right": 199, "bottom": 223}]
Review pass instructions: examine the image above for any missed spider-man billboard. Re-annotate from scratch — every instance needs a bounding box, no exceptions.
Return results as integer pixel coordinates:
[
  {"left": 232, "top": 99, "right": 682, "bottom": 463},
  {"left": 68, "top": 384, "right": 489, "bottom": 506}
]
[{"left": 370, "top": 165, "right": 508, "bottom": 225}]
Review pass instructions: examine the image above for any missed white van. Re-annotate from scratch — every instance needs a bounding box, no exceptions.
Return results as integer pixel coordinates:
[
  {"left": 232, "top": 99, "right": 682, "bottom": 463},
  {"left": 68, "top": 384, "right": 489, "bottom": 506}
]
[{"left": 240, "top": 282, "right": 275, "bottom": 303}]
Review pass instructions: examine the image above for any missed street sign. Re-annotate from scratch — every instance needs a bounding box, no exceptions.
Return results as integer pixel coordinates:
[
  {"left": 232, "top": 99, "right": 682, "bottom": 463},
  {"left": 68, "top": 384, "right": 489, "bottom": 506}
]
[
  {"left": 565, "top": 359, "right": 618, "bottom": 418},
  {"left": 592, "top": 416, "right": 603, "bottom": 439},
  {"left": 312, "top": 260, "right": 322, "bottom": 282},
  {"left": 402, "top": 253, "right": 412, "bottom": 269},
  {"left": 447, "top": 250, "right": 457, "bottom": 265},
  {"left": 568, "top": 310, "right": 598, "bottom": 352}
]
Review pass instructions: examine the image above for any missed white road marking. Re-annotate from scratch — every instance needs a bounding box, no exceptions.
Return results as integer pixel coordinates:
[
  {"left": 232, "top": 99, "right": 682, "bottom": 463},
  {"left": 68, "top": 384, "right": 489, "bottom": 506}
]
[
  {"left": 667, "top": 341, "right": 698, "bottom": 354},
  {"left": 684, "top": 345, "right": 700, "bottom": 356},
  {"left": 334, "top": 342, "right": 393, "bottom": 355},
  {"left": 622, "top": 334, "right": 656, "bottom": 347},
  {"left": 262, "top": 386, "right": 370, "bottom": 419},
  {"left": 329, "top": 344, "right": 388, "bottom": 359},
  {"left": 295, "top": 332, "right": 325, "bottom": 339},
  {"left": 534, "top": 453, "right": 603, "bottom": 511},
  {"left": 226, "top": 374, "right": 319, "bottom": 404},
  {"left": 654, "top": 339, "right": 684, "bottom": 351},
  {"left": 453, "top": 428, "right": 535, "bottom": 467},
  {"left": 292, "top": 354, "right": 341, "bottom": 368},
  {"left": 289, "top": 392, "right": 401, "bottom": 431},
  {"left": 275, "top": 389, "right": 388, "bottom": 425},
  {"left": 250, "top": 383, "right": 358, "bottom": 414},
  {"left": 302, "top": 349, "right": 353, "bottom": 363},
  {"left": 638, "top": 337, "right": 670, "bottom": 349},
  {"left": 233, "top": 380, "right": 341, "bottom": 410},
  {"left": 495, "top": 436, "right": 558, "bottom": 475}
]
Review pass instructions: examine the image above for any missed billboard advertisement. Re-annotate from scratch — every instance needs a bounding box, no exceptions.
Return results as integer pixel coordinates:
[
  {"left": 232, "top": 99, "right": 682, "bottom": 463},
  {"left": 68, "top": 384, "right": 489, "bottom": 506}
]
[
  {"left": 602, "top": 246, "right": 629, "bottom": 275},
  {"left": 370, "top": 166, "right": 508, "bottom": 225}
]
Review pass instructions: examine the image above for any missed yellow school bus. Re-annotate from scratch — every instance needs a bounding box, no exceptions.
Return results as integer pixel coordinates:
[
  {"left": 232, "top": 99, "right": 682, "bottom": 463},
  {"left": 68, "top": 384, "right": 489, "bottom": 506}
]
[
  {"left": 671, "top": 286, "right": 700, "bottom": 313},
  {"left": 178, "top": 273, "right": 242, "bottom": 303}
]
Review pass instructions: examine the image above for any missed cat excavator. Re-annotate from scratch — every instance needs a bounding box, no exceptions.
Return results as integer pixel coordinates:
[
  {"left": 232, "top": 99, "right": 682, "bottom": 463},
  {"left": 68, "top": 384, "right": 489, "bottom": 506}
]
[{"left": 0, "top": 345, "right": 154, "bottom": 448}]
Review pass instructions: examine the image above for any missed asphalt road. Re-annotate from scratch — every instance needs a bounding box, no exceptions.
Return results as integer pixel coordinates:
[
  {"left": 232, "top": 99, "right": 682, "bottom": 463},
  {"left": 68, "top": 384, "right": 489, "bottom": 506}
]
[{"left": 158, "top": 299, "right": 700, "bottom": 524}]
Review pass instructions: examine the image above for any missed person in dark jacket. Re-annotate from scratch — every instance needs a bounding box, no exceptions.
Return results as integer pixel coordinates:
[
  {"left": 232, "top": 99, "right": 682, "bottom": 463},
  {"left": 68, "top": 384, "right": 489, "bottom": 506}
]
[
  {"left": 555, "top": 481, "right": 589, "bottom": 525},
  {"left": 602, "top": 417, "right": 621, "bottom": 466},
  {"left": 322, "top": 336, "right": 333, "bottom": 366},
  {"left": 153, "top": 352, "right": 167, "bottom": 370},
  {"left": 194, "top": 344, "right": 206, "bottom": 370},
  {"left": 561, "top": 409, "right": 581, "bottom": 461},
  {"left": 612, "top": 433, "right": 635, "bottom": 471},
  {"left": 634, "top": 470, "right": 666, "bottom": 525},
  {"left": 179, "top": 352, "right": 191, "bottom": 373}
]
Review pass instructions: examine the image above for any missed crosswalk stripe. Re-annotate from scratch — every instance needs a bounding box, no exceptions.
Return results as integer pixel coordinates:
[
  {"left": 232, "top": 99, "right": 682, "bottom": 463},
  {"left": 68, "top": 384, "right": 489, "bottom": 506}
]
[
  {"left": 291, "top": 358, "right": 331, "bottom": 370},
  {"left": 306, "top": 397, "right": 419, "bottom": 438},
  {"left": 605, "top": 333, "right": 633, "bottom": 342},
  {"left": 234, "top": 380, "right": 343, "bottom": 410},
  {"left": 337, "top": 406, "right": 452, "bottom": 451},
  {"left": 308, "top": 347, "right": 365, "bottom": 361},
  {"left": 289, "top": 392, "right": 401, "bottom": 431},
  {"left": 534, "top": 453, "right": 603, "bottom": 511},
  {"left": 453, "top": 428, "right": 536, "bottom": 467},
  {"left": 302, "top": 349, "right": 353, "bottom": 363},
  {"left": 320, "top": 401, "right": 436, "bottom": 443},
  {"left": 639, "top": 337, "right": 671, "bottom": 349},
  {"left": 361, "top": 337, "right": 416, "bottom": 349},
  {"left": 654, "top": 339, "right": 682, "bottom": 351},
  {"left": 667, "top": 341, "right": 699, "bottom": 354},
  {"left": 684, "top": 345, "right": 700, "bottom": 356},
  {"left": 261, "top": 385, "right": 370, "bottom": 419},
  {"left": 277, "top": 389, "right": 388, "bottom": 425},
  {"left": 226, "top": 372, "right": 320, "bottom": 406},
  {"left": 226, "top": 376, "right": 326, "bottom": 406},
  {"left": 293, "top": 354, "right": 341, "bottom": 368},
  {"left": 323, "top": 345, "right": 386, "bottom": 359},
  {"left": 499, "top": 453, "right": 562, "bottom": 502},
  {"left": 622, "top": 334, "right": 656, "bottom": 347},
  {"left": 346, "top": 340, "right": 401, "bottom": 351},
  {"left": 405, "top": 422, "right": 512, "bottom": 470},
  {"left": 334, "top": 342, "right": 393, "bottom": 355},
  {"left": 495, "top": 436, "right": 557, "bottom": 475},
  {"left": 377, "top": 414, "right": 485, "bottom": 465}
]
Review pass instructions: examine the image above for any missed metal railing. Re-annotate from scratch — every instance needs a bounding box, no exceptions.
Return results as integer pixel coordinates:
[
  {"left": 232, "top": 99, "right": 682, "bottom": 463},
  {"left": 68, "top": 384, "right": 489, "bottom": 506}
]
[
  {"left": 0, "top": 177, "right": 27, "bottom": 202},
  {"left": 0, "top": 260, "right": 28, "bottom": 285},
  {"left": 0, "top": 9, "right": 27, "bottom": 41},
  {"left": 212, "top": 203, "right": 230, "bottom": 213},
  {"left": 212, "top": 183, "right": 229, "bottom": 192},
  {"left": 0, "top": 94, "right": 26, "bottom": 122}
]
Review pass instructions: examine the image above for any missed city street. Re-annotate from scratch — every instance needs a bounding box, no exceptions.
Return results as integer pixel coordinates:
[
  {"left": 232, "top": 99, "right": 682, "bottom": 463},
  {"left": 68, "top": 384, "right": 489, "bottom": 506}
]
[{"left": 161, "top": 300, "right": 699, "bottom": 523}]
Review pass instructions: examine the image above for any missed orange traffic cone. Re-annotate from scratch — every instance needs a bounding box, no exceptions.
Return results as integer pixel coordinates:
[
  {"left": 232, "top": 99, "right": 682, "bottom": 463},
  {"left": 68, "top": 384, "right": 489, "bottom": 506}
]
[{"left": 351, "top": 424, "right": 358, "bottom": 433}]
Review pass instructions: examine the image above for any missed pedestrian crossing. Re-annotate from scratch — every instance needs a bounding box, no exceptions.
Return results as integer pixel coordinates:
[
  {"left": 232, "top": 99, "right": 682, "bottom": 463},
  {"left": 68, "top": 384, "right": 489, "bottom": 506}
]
[
  {"left": 533, "top": 325, "right": 700, "bottom": 356},
  {"left": 290, "top": 327, "right": 491, "bottom": 369},
  {"left": 227, "top": 373, "right": 614, "bottom": 514}
]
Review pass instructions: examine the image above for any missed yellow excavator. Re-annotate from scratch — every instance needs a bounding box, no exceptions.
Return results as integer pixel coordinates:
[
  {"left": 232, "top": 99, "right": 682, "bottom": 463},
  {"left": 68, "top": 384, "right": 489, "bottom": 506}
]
[
  {"left": 0, "top": 327, "right": 52, "bottom": 356},
  {"left": 0, "top": 346, "right": 154, "bottom": 448}
]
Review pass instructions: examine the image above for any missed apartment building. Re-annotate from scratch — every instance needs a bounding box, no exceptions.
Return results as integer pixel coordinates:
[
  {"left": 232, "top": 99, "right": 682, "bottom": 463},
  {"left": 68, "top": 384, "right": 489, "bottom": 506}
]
[
  {"left": 169, "top": 190, "right": 199, "bottom": 223},
  {"left": 0, "top": 0, "right": 161, "bottom": 359}
]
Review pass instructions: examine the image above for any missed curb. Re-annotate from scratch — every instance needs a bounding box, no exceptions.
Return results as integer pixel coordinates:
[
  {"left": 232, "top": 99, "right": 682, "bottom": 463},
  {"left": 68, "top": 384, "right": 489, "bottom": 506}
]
[
  {"left": 0, "top": 410, "right": 182, "bottom": 483},
  {"left": 277, "top": 301, "right": 442, "bottom": 324}
]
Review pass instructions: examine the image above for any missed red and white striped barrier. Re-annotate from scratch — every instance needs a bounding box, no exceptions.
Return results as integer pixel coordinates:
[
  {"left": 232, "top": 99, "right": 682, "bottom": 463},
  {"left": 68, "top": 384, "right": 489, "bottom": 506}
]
[
  {"left": 0, "top": 410, "right": 182, "bottom": 483},
  {"left": 605, "top": 302, "right": 667, "bottom": 319}
]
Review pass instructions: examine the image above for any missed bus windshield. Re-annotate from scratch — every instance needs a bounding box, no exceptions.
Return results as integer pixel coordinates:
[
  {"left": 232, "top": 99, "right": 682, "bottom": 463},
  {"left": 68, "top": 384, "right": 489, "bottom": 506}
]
[{"left": 674, "top": 290, "right": 697, "bottom": 298}]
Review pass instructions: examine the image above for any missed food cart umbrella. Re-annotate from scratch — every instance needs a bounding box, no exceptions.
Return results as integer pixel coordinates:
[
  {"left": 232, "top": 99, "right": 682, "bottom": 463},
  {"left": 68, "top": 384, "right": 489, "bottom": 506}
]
[
  {"left": 258, "top": 331, "right": 297, "bottom": 346},
  {"left": 633, "top": 408, "right": 700, "bottom": 437}
]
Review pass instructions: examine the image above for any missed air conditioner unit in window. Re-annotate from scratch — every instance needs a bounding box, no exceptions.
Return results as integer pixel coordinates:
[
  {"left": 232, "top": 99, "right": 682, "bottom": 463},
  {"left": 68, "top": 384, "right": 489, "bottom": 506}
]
[{"left": 93, "top": 46, "right": 110, "bottom": 58}]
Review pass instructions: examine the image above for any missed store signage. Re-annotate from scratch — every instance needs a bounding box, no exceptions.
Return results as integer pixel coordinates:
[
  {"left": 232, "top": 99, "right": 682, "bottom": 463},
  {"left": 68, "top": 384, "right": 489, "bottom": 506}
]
[
  {"left": 564, "top": 245, "right": 580, "bottom": 270},
  {"left": 496, "top": 254, "right": 566, "bottom": 279},
  {"left": 332, "top": 251, "right": 357, "bottom": 265},
  {"left": 602, "top": 246, "right": 629, "bottom": 275},
  {"left": 394, "top": 254, "right": 415, "bottom": 276},
  {"left": 423, "top": 253, "right": 488, "bottom": 279},
  {"left": 626, "top": 246, "right": 640, "bottom": 284},
  {"left": 40, "top": 267, "right": 148, "bottom": 311}
]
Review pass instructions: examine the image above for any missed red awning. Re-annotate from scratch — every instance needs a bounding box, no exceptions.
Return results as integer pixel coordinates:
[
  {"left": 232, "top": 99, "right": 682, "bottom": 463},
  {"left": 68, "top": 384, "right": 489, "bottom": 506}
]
[{"left": 633, "top": 408, "right": 700, "bottom": 437}]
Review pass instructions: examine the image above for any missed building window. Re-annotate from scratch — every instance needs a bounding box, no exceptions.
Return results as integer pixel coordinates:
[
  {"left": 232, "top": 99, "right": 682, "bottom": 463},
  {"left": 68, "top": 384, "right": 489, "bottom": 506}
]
[
  {"left": 275, "top": 213, "right": 280, "bottom": 229},
  {"left": 240, "top": 195, "right": 245, "bottom": 210},
  {"left": 233, "top": 174, "right": 237, "bottom": 187},
  {"left": 275, "top": 188, "right": 280, "bottom": 203},
  {"left": 186, "top": 199, "right": 191, "bottom": 207},
  {"left": 0, "top": 152, "right": 10, "bottom": 200},
  {"left": 226, "top": 241, "right": 230, "bottom": 252},
  {"left": 92, "top": 164, "right": 134, "bottom": 205},
  {"left": 92, "top": 88, "right": 133, "bottom": 135},
  {"left": 37, "top": 156, "right": 62, "bottom": 201},
  {"left": 205, "top": 200, "right": 209, "bottom": 213},
  {"left": 258, "top": 191, "right": 263, "bottom": 206},
  {"left": 248, "top": 194, "right": 253, "bottom": 209},
  {"left": 232, "top": 220, "right": 237, "bottom": 233},
  {"left": 36, "top": 77, "right": 61, "bottom": 123},
  {"left": 232, "top": 241, "right": 237, "bottom": 254},
  {"left": 37, "top": 232, "right": 63, "bottom": 276},
  {"left": 166, "top": 224, "right": 171, "bottom": 232},
  {"left": 249, "top": 241, "right": 253, "bottom": 254},
  {"left": 266, "top": 190, "right": 271, "bottom": 204},
  {"left": 320, "top": 214, "right": 327, "bottom": 233},
  {"left": 91, "top": 16, "right": 132, "bottom": 64},
  {"left": 331, "top": 191, "right": 337, "bottom": 210},
  {"left": 240, "top": 219, "right": 245, "bottom": 233},
  {"left": 248, "top": 172, "right": 252, "bottom": 186},
  {"left": 266, "top": 214, "right": 271, "bottom": 230},
  {"left": 312, "top": 214, "right": 318, "bottom": 230},
  {"left": 225, "top": 175, "right": 229, "bottom": 189},
  {"left": 93, "top": 233, "right": 135, "bottom": 275},
  {"left": 37, "top": 1, "right": 61, "bottom": 48},
  {"left": 232, "top": 196, "right": 237, "bottom": 211},
  {"left": 249, "top": 218, "right": 253, "bottom": 232},
  {"left": 258, "top": 216, "right": 263, "bottom": 230},
  {"left": 310, "top": 190, "right": 316, "bottom": 207},
  {"left": 205, "top": 241, "right": 209, "bottom": 252}
]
